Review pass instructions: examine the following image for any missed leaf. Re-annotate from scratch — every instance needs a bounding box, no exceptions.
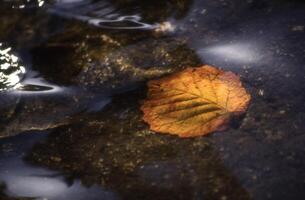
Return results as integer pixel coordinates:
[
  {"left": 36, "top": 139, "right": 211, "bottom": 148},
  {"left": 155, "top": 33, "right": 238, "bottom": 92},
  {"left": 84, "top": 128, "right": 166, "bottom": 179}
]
[{"left": 141, "top": 65, "right": 251, "bottom": 137}]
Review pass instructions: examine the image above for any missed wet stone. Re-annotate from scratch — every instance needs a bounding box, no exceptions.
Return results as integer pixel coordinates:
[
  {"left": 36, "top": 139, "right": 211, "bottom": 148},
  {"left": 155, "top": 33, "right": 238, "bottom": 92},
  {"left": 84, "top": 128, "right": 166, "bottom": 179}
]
[
  {"left": 31, "top": 30, "right": 201, "bottom": 90},
  {"left": 26, "top": 91, "right": 251, "bottom": 200}
]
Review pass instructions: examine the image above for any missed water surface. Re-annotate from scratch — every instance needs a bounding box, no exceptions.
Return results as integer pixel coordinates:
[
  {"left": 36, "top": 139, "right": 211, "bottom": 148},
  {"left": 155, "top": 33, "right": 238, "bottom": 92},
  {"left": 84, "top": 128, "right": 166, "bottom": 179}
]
[{"left": 0, "top": 0, "right": 305, "bottom": 199}]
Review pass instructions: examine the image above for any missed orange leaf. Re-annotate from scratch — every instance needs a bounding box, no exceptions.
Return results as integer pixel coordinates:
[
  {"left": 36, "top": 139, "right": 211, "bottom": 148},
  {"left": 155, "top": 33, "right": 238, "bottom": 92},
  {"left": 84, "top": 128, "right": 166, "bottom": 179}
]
[{"left": 141, "top": 65, "right": 251, "bottom": 137}]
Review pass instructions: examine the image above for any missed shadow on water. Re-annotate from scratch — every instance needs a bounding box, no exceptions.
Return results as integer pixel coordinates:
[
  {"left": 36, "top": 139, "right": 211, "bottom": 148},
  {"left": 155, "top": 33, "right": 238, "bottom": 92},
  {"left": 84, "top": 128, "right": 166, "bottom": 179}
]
[{"left": 0, "top": 0, "right": 305, "bottom": 199}]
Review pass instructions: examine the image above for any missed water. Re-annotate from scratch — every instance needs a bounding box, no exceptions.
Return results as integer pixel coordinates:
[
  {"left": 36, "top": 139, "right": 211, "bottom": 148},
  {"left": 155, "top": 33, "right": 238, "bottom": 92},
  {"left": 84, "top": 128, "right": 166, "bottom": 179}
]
[{"left": 0, "top": 0, "right": 305, "bottom": 199}]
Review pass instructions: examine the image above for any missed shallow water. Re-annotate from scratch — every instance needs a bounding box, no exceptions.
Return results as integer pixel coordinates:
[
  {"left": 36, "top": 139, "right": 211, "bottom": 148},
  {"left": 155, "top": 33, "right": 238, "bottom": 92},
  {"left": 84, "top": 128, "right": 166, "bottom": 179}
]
[{"left": 0, "top": 0, "right": 305, "bottom": 199}]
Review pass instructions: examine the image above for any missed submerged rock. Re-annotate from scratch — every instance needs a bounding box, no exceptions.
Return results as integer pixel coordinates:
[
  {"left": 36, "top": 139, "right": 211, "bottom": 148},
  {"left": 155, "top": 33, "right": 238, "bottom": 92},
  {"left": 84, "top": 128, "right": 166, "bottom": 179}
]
[
  {"left": 26, "top": 91, "right": 251, "bottom": 200},
  {"left": 0, "top": 30, "right": 200, "bottom": 137},
  {"left": 32, "top": 33, "right": 201, "bottom": 90},
  {"left": 0, "top": 0, "right": 201, "bottom": 138}
]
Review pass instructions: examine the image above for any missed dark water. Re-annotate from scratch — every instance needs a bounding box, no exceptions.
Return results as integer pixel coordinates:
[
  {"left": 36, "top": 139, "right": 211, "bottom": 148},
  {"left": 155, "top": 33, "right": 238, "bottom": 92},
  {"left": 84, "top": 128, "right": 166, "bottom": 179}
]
[{"left": 0, "top": 0, "right": 305, "bottom": 199}]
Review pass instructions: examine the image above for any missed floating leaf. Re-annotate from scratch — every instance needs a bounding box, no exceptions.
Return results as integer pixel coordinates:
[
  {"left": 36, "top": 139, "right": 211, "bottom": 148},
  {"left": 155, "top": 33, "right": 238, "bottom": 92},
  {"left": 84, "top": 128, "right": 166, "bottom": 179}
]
[{"left": 141, "top": 65, "right": 251, "bottom": 137}]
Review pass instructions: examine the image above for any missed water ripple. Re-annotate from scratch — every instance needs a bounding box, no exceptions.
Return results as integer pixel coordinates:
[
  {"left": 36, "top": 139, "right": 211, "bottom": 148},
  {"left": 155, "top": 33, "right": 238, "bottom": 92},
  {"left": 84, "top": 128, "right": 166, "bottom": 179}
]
[
  {"left": 49, "top": 9, "right": 158, "bottom": 30},
  {"left": 49, "top": 0, "right": 158, "bottom": 30}
]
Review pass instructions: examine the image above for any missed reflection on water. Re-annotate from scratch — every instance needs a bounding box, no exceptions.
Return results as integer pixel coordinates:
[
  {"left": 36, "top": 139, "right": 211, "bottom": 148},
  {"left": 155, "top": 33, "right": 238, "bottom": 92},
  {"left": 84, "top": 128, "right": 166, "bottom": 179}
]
[
  {"left": 49, "top": 9, "right": 158, "bottom": 30},
  {"left": 0, "top": 43, "right": 25, "bottom": 91},
  {"left": 14, "top": 78, "right": 64, "bottom": 94},
  {"left": 0, "top": 43, "right": 64, "bottom": 94},
  {"left": 0, "top": 133, "right": 119, "bottom": 200},
  {"left": 199, "top": 42, "right": 260, "bottom": 64},
  {"left": 49, "top": 0, "right": 191, "bottom": 30},
  {"left": 18, "top": 84, "right": 55, "bottom": 92},
  {"left": 10, "top": 0, "right": 45, "bottom": 9}
]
